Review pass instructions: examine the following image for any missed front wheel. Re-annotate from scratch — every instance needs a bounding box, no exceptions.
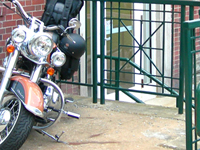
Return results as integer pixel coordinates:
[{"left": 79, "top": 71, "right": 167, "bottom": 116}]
[{"left": 0, "top": 96, "right": 34, "bottom": 150}]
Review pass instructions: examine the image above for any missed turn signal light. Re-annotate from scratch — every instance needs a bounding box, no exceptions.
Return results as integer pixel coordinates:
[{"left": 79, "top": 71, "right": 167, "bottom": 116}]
[
  {"left": 47, "top": 67, "right": 55, "bottom": 76},
  {"left": 7, "top": 45, "right": 15, "bottom": 53}
]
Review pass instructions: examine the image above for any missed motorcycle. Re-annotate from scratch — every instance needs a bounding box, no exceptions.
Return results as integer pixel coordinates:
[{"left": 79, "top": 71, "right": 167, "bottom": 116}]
[{"left": 0, "top": 0, "right": 84, "bottom": 149}]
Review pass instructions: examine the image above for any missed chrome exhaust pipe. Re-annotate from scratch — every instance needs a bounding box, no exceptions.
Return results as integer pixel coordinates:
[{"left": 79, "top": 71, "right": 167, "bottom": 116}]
[
  {"left": 65, "top": 97, "right": 74, "bottom": 103},
  {"left": 63, "top": 111, "right": 80, "bottom": 119}
]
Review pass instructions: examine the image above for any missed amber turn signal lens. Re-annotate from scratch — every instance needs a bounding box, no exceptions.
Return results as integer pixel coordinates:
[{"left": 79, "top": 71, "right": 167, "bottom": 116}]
[
  {"left": 47, "top": 67, "right": 55, "bottom": 76},
  {"left": 7, "top": 45, "right": 15, "bottom": 53}
]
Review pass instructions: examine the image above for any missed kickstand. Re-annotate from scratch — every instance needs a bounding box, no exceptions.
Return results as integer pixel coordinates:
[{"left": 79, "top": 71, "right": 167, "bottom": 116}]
[{"left": 35, "top": 129, "right": 68, "bottom": 144}]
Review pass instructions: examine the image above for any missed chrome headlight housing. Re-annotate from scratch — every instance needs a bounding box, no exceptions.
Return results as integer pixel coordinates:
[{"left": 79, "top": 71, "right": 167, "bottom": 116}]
[
  {"left": 28, "top": 34, "right": 53, "bottom": 57},
  {"left": 11, "top": 28, "right": 26, "bottom": 43},
  {"left": 51, "top": 51, "right": 66, "bottom": 67}
]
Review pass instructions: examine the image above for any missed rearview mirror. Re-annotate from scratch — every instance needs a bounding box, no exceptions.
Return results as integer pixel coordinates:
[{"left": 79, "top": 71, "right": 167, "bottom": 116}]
[{"left": 68, "top": 18, "right": 81, "bottom": 30}]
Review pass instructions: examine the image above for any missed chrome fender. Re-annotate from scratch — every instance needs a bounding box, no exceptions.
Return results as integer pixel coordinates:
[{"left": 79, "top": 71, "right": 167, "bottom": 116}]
[{"left": 9, "top": 76, "right": 44, "bottom": 118}]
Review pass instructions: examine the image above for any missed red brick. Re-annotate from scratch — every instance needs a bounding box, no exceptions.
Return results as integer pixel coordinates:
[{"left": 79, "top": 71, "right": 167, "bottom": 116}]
[
  {"left": 32, "top": 11, "right": 43, "bottom": 18},
  {"left": 0, "top": 16, "right": 5, "bottom": 22},
  {"left": 0, "top": 53, "right": 6, "bottom": 59},
  {"left": 19, "top": 1, "right": 25, "bottom": 6},
  {"left": 0, "top": 41, "right": 5, "bottom": 47},
  {"left": 24, "top": 6, "right": 35, "bottom": 12},
  {"left": 67, "top": 88, "right": 72, "bottom": 94},
  {"left": 6, "top": 14, "right": 12, "bottom": 21},
  {"left": 16, "top": 20, "right": 23, "bottom": 26},
  {"left": 3, "top": 33, "right": 11, "bottom": 41},
  {"left": 32, "top": 0, "right": 44, "bottom": 5},
  {"left": 5, "top": 9, "right": 15, "bottom": 15},
  {"left": 26, "top": 1, "right": 31, "bottom": 6},
  {"left": 13, "top": 14, "right": 22, "bottom": 20},
  {"left": 3, "top": 20, "right": 16, "bottom": 27},
  {"left": 35, "top": 5, "right": 42, "bottom": 11},
  {"left": 0, "top": 29, "right": 5, "bottom": 35},
  {"left": 5, "top": 28, "right": 12, "bottom": 34}
]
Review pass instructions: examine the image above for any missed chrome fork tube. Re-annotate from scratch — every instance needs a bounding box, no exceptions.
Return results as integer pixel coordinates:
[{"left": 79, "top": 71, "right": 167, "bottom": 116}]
[
  {"left": 30, "top": 64, "right": 43, "bottom": 83},
  {"left": 0, "top": 50, "right": 19, "bottom": 105}
]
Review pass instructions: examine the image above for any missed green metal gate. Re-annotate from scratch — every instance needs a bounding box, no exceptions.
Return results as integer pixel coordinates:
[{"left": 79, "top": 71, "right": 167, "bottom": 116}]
[{"left": 57, "top": 0, "right": 200, "bottom": 149}]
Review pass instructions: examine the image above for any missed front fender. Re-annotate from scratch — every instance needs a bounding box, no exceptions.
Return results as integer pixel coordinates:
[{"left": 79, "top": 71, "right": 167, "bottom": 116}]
[{"left": 8, "top": 76, "right": 44, "bottom": 118}]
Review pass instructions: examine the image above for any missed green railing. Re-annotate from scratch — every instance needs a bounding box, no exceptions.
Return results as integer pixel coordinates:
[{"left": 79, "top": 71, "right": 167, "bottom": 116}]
[
  {"left": 56, "top": 1, "right": 200, "bottom": 149},
  {"left": 183, "top": 18, "right": 200, "bottom": 150},
  {"left": 58, "top": 0, "right": 197, "bottom": 108}
]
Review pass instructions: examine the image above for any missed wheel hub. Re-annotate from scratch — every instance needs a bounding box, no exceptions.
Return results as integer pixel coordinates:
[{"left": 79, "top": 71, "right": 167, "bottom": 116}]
[{"left": 0, "top": 109, "right": 11, "bottom": 132}]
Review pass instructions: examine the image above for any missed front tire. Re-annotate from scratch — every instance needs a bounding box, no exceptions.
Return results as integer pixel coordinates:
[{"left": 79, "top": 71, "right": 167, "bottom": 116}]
[{"left": 0, "top": 96, "right": 34, "bottom": 150}]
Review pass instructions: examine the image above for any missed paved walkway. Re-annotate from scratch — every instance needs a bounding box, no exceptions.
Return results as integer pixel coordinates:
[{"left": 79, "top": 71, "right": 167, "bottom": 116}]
[{"left": 21, "top": 96, "right": 186, "bottom": 150}]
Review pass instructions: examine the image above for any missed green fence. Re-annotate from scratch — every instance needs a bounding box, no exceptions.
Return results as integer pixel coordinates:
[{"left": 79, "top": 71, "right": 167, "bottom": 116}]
[
  {"left": 183, "top": 18, "right": 200, "bottom": 150},
  {"left": 56, "top": 0, "right": 200, "bottom": 149}
]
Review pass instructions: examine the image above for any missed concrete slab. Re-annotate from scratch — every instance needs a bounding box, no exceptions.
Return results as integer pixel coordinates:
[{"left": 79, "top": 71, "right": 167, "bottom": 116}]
[
  {"left": 21, "top": 95, "right": 188, "bottom": 150},
  {"left": 145, "top": 97, "right": 177, "bottom": 108}
]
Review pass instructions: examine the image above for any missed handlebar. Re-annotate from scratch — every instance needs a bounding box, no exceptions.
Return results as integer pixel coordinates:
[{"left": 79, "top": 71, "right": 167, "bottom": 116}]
[
  {"left": 12, "top": 0, "right": 30, "bottom": 21},
  {"left": 44, "top": 26, "right": 60, "bottom": 31},
  {"left": 2, "top": 0, "right": 80, "bottom": 33},
  {"left": 6, "top": 0, "right": 60, "bottom": 31}
]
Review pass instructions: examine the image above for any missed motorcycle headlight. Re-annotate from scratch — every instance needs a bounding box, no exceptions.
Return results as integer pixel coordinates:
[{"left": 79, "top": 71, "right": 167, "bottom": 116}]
[
  {"left": 51, "top": 52, "right": 66, "bottom": 67},
  {"left": 28, "top": 34, "right": 53, "bottom": 57},
  {"left": 12, "top": 28, "right": 26, "bottom": 43}
]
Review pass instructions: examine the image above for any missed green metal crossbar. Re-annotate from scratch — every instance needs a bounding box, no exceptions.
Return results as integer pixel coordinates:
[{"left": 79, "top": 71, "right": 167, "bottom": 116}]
[{"left": 103, "top": 55, "right": 179, "bottom": 95}]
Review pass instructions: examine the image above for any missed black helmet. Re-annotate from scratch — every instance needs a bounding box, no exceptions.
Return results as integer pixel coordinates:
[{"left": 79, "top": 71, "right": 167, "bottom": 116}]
[{"left": 59, "top": 33, "right": 86, "bottom": 59}]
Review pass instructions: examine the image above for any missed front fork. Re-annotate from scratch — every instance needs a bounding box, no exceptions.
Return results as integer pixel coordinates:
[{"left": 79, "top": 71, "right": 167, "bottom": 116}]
[
  {"left": 0, "top": 50, "right": 19, "bottom": 106},
  {"left": 0, "top": 50, "right": 19, "bottom": 131}
]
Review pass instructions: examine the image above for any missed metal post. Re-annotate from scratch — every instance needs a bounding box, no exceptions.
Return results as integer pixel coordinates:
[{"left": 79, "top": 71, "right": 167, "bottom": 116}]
[
  {"left": 100, "top": 0, "right": 105, "bottom": 104},
  {"left": 183, "top": 22, "right": 193, "bottom": 150},
  {"left": 178, "top": 6, "right": 186, "bottom": 114},
  {"left": 115, "top": 59, "right": 119, "bottom": 100},
  {"left": 92, "top": 1, "right": 98, "bottom": 103}
]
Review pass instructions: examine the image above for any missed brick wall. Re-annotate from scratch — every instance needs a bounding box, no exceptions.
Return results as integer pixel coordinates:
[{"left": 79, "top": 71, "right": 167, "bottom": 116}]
[
  {"left": 173, "top": 6, "right": 200, "bottom": 89},
  {"left": 0, "top": 0, "right": 45, "bottom": 64}
]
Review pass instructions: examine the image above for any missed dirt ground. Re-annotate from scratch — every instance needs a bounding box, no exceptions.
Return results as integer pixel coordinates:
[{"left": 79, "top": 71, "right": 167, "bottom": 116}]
[{"left": 20, "top": 97, "right": 186, "bottom": 150}]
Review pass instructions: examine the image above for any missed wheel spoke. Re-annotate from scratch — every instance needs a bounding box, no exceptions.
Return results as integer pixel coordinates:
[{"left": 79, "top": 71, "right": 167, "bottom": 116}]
[
  {"left": 6, "top": 100, "right": 14, "bottom": 108},
  {"left": 9, "top": 101, "right": 18, "bottom": 111}
]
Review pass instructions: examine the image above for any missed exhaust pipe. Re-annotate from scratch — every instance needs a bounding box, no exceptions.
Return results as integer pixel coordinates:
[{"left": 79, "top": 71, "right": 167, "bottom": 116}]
[{"left": 63, "top": 111, "right": 80, "bottom": 119}]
